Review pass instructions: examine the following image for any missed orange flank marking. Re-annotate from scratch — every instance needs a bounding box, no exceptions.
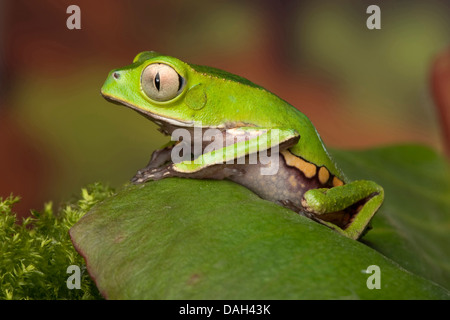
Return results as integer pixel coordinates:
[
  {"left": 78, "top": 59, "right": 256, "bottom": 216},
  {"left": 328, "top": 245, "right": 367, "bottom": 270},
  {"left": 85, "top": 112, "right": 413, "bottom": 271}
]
[
  {"left": 318, "top": 167, "right": 330, "bottom": 185},
  {"left": 333, "top": 176, "right": 344, "bottom": 187},
  {"left": 282, "top": 150, "right": 317, "bottom": 178}
]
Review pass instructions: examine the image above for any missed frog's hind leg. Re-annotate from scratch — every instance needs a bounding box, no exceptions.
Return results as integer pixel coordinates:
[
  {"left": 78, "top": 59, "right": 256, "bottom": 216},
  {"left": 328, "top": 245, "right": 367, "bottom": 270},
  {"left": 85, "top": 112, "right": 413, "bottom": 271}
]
[
  {"left": 302, "top": 181, "right": 384, "bottom": 240},
  {"left": 133, "top": 127, "right": 299, "bottom": 184}
]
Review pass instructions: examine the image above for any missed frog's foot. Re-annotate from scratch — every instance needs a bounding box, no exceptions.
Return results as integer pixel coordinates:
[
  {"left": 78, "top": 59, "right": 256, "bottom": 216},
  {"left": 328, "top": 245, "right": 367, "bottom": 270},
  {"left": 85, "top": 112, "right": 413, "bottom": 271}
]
[
  {"left": 131, "top": 142, "right": 179, "bottom": 183},
  {"left": 278, "top": 199, "right": 320, "bottom": 222},
  {"left": 131, "top": 164, "right": 175, "bottom": 183}
]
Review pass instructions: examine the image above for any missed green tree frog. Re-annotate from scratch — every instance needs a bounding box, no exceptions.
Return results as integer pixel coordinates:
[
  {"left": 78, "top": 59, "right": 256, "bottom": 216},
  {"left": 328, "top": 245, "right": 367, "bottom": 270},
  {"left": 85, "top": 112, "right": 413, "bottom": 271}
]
[{"left": 101, "top": 51, "right": 384, "bottom": 240}]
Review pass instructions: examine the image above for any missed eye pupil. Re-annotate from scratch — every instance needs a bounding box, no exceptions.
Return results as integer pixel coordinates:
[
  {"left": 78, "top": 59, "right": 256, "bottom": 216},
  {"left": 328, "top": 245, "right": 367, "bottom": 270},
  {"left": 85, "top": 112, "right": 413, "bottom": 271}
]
[
  {"left": 178, "top": 74, "right": 183, "bottom": 92},
  {"left": 154, "top": 72, "right": 160, "bottom": 91}
]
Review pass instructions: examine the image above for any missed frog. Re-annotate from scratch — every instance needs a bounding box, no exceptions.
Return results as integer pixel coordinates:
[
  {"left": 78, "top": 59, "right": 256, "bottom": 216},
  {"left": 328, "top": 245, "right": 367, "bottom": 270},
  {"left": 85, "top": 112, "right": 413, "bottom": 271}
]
[{"left": 101, "top": 51, "right": 384, "bottom": 240}]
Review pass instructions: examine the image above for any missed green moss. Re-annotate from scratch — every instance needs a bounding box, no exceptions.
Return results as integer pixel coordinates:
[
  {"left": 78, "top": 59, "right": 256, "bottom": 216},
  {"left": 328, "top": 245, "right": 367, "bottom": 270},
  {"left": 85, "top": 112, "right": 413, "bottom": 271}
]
[{"left": 0, "top": 183, "right": 114, "bottom": 300}]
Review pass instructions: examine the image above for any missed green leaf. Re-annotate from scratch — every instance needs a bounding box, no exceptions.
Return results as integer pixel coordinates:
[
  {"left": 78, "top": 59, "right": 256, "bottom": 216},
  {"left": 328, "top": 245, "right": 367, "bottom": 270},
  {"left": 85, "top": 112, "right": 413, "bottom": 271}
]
[
  {"left": 330, "top": 144, "right": 450, "bottom": 289},
  {"left": 70, "top": 145, "right": 450, "bottom": 299}
]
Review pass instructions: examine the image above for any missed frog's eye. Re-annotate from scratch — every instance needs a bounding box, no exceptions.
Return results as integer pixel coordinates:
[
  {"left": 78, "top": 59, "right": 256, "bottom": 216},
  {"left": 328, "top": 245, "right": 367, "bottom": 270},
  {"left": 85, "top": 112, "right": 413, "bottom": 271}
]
[{"left": 141, "top": 63, "right": 185, "bottom": 102}]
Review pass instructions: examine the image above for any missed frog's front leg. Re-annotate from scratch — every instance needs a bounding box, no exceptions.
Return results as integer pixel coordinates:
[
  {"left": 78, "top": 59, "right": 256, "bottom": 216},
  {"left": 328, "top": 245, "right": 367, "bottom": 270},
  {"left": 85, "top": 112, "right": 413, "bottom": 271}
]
[
  {"left": 132, "top": 162, "right": 246, "bottom": 183},
  {"left": 132, "top": 141, "right": 176, "bottom": 182},
  {"left": 132, "top": 127, "right": 300, "bottom": 183},
  {"left": 145, "top": 141, "right": 176, "bottom": 169},
  {"left": 302, "top": 181, "right": 384, "bottom": 240}
]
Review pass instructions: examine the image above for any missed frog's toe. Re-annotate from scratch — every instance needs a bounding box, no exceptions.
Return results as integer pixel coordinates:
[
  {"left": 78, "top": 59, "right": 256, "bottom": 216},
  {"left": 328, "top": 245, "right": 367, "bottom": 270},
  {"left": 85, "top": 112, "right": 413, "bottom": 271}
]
[
  {"left": 131, "top": 175, "right": 144, "bottom": 184},
  {"left": 131, "top": 169, "right": 152, "bottom": 184}
]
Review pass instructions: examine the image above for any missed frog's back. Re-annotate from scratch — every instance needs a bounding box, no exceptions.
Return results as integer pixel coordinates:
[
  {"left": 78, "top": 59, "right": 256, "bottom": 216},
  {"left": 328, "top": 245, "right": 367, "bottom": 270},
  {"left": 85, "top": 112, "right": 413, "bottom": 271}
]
[
  {"left": 230, "top": 81, "right": 344, "bottom": 181},
  {"left": 189, "top": 62, "right": 344, "bottom": 181}
]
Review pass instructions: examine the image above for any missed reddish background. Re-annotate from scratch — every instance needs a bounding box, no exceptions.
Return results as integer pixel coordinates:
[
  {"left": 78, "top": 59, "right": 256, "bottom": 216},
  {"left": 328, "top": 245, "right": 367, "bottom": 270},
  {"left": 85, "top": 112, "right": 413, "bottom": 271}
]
[{"left": 1, "top": 0, "right": 449, "bottom": 218}]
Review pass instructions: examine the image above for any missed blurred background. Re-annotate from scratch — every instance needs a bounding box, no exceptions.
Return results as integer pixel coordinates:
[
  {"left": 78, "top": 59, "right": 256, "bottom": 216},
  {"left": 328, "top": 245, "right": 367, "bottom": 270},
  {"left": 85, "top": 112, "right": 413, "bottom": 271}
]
[{"left": 1, "top": 0, "right": 449, "bottom": 218}]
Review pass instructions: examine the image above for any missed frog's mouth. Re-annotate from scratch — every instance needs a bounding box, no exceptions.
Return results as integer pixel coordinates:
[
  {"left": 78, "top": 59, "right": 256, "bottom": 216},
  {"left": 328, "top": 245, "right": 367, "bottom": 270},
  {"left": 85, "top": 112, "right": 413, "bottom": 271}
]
[{"left": 102, "top": 95, "right": 199, "bottom": 133}]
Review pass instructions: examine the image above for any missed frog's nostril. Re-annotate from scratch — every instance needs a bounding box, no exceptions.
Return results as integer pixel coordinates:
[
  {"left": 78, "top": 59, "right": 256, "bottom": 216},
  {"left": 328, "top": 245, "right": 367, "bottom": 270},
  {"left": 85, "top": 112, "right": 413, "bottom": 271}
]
[{"left": 112, "top": 72, "right": 121, "bottom": 80}]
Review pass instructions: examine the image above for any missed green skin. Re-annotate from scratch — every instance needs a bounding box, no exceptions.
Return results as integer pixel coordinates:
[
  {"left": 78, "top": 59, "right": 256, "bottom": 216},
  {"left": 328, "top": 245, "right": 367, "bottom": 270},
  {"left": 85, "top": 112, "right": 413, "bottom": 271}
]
[{"left": 101, "top": 51, "right": 384, "bottom": 240}]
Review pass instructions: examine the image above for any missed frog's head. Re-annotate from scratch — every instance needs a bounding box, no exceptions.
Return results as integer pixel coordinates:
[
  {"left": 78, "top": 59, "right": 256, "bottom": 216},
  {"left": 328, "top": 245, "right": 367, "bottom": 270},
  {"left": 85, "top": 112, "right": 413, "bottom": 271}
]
[{"left": 101, "top": 51, "right": 213, "bottom": 134}]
